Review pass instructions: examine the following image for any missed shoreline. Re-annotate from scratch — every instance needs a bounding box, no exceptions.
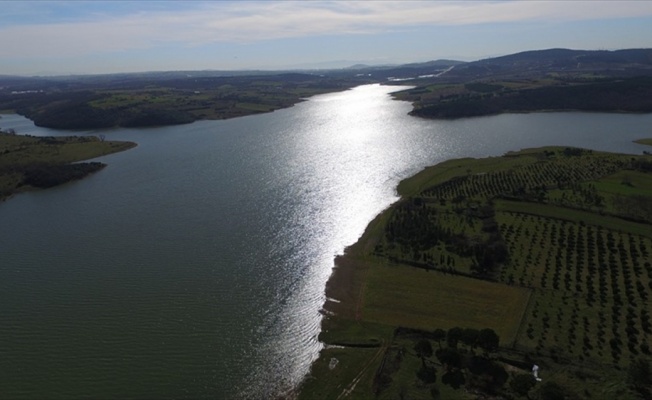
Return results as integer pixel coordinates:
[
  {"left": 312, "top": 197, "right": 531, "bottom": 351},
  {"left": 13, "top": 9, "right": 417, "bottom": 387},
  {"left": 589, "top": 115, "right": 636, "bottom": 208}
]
[{"left": 409, "top": 107, "right": 652, "bottom": 121}]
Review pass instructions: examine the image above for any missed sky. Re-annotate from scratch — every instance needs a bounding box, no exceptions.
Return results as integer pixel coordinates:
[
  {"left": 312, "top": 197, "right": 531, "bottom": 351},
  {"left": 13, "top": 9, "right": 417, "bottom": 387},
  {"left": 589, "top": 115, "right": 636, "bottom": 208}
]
[{"left": 1, "top": 1, "right": 652, "bottom": 76}]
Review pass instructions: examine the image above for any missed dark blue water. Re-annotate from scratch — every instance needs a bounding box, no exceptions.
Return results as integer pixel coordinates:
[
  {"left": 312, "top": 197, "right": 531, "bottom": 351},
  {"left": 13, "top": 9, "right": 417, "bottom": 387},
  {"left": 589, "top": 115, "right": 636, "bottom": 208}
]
[{"left": 1, "top": 84, "right": 651, "bottom": 398}]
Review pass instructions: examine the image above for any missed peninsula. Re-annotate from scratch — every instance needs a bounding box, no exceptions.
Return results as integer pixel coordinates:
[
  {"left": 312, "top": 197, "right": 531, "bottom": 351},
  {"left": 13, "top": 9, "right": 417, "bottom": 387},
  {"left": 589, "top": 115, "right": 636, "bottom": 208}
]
[
  {"left": 300, "top": 144, "right": 652, "bottom": 399},
  {"left": 0, "top": 129, "right": 136, "bottom": 202}
]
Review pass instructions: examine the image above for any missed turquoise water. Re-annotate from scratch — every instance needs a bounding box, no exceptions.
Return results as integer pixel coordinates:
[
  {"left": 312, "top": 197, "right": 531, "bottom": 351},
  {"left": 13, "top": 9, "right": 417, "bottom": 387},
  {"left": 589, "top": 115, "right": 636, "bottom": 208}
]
[{"left": 1, "top": 84, "right": 651, "bottom": 398}]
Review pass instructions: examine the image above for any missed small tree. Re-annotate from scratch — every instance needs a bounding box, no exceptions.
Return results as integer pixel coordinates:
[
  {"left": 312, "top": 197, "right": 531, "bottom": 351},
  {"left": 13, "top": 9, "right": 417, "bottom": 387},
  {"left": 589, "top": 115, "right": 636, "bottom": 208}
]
[
  {"left": 417, "top": 364, "right": 437, "bottom": 384},
  {"left": 447, "top": 327, "right": 463, "bottom": 349},
  {"left": 430, "top": 385, "right": 441, "bottom": 400},
  {"left": 436, "top": 347, "right": 462, "bottom": 370},
  {"left": 477, "top": 328, "right": 500, "bottom": 353},
  {"left": 414, "top": 339, "right": 433, "bottom": 366},
  {"left": 539, "top": 381, "right": 567, "bottom": 400},
  {"left": 628, "top": 357, "right": 652, "bottom": 390},
  {"left": 433, "top": 328, "right": 446, "bottom": 350},
  {"left": 460, "top": 328, "right": 480, "bottom": 350},
  {"left": 510, "top": 373, "right": 536, "bottom": 399},
  {"left": 442, "top": 369, "right": 466, "bottom": 389},
  {"left": 470, "top": 361, "right": 508, "bottom": 394}
]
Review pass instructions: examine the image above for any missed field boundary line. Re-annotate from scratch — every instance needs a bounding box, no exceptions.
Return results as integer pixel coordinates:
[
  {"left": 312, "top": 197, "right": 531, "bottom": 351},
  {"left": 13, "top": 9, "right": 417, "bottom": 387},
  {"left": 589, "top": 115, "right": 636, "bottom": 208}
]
[{"left": 511, "top": 287, "right": 535, "bottom": 349}]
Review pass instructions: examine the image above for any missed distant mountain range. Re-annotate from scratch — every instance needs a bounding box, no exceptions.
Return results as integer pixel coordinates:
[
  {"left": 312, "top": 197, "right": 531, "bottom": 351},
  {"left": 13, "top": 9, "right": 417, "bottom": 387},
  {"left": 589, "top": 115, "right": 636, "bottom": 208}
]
[
  {"left": 345, "top": 48, "right": 652, "bottom": 82},
  {"left": 300, "top": 48, "right": 652, "bottom": 82},
  {"left": 445, "top": 48, "right": 652, "bottom": 80},
  {"left": 2, "top": 48, "right": 652, "bottom": 86}
]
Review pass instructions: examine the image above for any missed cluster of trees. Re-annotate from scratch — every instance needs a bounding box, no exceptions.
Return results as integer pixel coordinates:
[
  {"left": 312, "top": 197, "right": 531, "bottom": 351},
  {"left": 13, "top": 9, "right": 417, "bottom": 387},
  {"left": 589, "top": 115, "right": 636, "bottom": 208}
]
[
  {"left": 25, "top": 101, "right": 196, "bottom": 129},
  {"left": 385, "top": 199, "right": 444, "bottom": 251},
  {"left": 380, "top": 326, "right": 652, "bottom": 399},
  {"left": 21, "top": 162, "right": 105, "bottom": 188},
  {"left": 31, "top": 102, "right": 120, "bottom": 129},
  {"left": 612, "top": 193, "right": 652, "bottom": 223},
  {"left": 631, "top": 158, "right": 652, "bottom": 172},
  {"left": 383, "top": 196, "right": 507, "bottom": 278},
  {"left": 375, "top": 327, "right": 513, "bottom": 398}
]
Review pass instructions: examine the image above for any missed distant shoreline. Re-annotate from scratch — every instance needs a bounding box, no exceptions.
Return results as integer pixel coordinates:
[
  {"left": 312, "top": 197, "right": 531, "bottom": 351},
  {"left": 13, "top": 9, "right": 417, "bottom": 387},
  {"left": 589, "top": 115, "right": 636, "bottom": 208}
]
[
  {"left": 0, "top": 132, "right": 137, "bottom": 203},
  {"left": 396, "top": 76, "right": 652, "bottom": 121},
  {"left": 0, "top": 78, "right": 368, "bottom": 131}
]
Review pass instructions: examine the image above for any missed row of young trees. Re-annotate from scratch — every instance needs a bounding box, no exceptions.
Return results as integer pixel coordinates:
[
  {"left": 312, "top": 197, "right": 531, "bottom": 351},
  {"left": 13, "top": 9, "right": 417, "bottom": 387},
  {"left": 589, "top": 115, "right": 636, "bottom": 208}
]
[
  {"left": 500, "top": 211, "right": 652, "bottom": 364},
  {"left": 421, "top": 154, "right": 622, "bottom": 204}
]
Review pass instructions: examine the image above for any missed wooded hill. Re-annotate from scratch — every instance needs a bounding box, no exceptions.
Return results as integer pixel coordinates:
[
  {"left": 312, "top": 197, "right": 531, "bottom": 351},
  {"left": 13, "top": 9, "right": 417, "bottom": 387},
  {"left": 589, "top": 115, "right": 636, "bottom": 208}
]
[
  {"left": 0, "top": 73, "right": 373, "bottom": 129},
  {"left": 403, "top": 76, "right": 652, "bottom": 119},
  {"left": 391, "top": 48, "right": 652, "bottom": 120},
  {"left": 444, "top": 48, "right": 652, "bottom": 81}
]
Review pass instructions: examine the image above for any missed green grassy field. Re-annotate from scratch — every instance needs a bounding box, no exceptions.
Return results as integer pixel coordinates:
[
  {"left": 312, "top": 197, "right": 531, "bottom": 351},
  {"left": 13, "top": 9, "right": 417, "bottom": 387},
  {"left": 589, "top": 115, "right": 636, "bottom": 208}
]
[
  {"left": 0, "top": 134, "right": 135, "bottom": 167},
  {"left": 299, "top": 346, "right": 385, "bottom": 400},
  {"left": 363, "top": 264, "right": 530, "bottom": 345}
]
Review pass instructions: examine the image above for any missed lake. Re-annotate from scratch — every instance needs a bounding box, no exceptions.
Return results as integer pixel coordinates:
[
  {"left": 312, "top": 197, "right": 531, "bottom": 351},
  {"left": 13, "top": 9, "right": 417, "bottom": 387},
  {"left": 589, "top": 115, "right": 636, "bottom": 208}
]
[{"left": 1, "top": 84, "right": 651, "bottom": 399}]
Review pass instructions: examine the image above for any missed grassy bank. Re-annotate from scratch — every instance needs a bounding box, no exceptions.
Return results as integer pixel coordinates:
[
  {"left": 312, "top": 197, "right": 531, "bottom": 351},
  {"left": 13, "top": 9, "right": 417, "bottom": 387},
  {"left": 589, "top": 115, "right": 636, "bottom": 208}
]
[
  {"left": 301, "top": 144, "right": 652, "bottom": 399},
  {"left": 0, "top": 131, "right": 136, "bottom": 201}
]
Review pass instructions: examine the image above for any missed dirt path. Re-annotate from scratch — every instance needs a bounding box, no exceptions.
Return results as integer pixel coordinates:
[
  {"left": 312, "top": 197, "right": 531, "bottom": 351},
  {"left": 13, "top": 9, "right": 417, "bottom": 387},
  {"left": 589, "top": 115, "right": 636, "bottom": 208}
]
[{"left": 336, "top": 341, "right": 387, "bottom": 399}]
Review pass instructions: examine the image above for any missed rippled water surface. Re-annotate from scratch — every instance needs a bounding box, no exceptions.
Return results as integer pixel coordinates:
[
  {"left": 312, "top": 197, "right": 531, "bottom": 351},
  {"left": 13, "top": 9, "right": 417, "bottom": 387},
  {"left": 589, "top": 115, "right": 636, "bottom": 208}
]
[{"left": 1, "top": 84, "right": 652, "bottom": 398}]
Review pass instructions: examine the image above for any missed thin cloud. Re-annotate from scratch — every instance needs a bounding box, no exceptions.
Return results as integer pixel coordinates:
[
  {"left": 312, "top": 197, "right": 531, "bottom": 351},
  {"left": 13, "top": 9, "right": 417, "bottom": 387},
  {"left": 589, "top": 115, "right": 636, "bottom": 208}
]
[{"left": 1, "top": 1, "right": 651, "bottom": 58}]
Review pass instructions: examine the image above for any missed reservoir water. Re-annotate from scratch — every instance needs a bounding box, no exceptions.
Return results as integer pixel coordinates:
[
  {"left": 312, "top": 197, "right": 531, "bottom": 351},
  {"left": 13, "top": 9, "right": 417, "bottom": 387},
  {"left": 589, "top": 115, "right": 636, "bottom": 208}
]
[{"left": 1, "top": 84, "right": 651, "bottom": 399}]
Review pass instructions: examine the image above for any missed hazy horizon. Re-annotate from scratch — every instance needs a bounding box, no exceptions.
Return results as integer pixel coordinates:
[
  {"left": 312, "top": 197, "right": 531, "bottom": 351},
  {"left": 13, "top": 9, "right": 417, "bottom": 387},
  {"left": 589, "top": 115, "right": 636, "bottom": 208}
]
[{"left": 2, "top": 1, "right": 652, "bottom": 76}]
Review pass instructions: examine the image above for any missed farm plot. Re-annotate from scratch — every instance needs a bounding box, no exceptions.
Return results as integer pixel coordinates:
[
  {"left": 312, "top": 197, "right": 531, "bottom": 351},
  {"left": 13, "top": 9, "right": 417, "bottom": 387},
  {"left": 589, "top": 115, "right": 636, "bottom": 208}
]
[
  {"left": 497, "top": 211, "right": 652, "bottom": 366},
  {"left": 377, "top": 149, "right": 633, "bottom": 278},
  {"left": 361, "top": 263, "right": 530, "bottom": 346},
  {"left": 374, "top": 146, "right": 652, "bottom": 368}
]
